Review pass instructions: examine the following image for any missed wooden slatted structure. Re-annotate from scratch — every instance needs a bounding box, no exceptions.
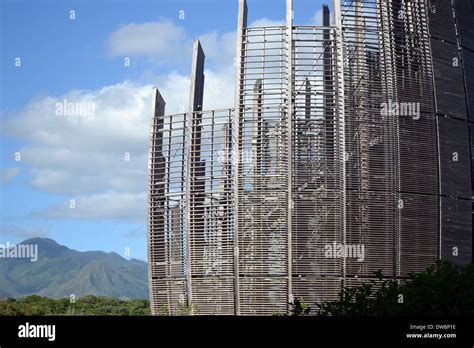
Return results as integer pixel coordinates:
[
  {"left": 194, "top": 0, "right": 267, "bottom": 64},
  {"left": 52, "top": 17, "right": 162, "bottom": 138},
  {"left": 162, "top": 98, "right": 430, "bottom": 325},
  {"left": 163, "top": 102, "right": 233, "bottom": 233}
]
[{"left": 147, "top": 0, "right": 471, "bottom": 316}]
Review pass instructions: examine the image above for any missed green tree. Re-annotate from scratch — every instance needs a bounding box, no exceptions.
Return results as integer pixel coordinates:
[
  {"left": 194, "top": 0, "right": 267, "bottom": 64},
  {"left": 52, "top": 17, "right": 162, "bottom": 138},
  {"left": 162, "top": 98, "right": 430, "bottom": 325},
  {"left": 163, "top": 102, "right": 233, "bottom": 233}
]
[
  {"left": 290, "top": 298, "right": 311, "bottom": 316},
  {"left": 316, "top": 261, "right": 474, "bottom": 316},
  {"left": 0, "top": 295, "right": 151, "bottom": 316}
]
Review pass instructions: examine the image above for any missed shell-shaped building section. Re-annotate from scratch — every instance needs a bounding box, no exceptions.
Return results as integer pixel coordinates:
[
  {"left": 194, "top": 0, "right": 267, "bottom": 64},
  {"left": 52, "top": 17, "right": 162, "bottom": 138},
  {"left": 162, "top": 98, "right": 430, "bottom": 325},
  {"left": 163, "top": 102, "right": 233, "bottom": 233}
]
[{"left": 148, "top": 0, "right": 474, "bottom": 315}]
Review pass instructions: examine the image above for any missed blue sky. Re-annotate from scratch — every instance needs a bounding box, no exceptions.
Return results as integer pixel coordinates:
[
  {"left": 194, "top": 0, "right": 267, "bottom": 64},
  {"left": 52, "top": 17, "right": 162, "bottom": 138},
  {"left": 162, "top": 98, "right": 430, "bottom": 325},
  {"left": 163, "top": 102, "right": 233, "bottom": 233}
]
[{"left": 0, "top": 0, "right": 328, "bottom": 260}]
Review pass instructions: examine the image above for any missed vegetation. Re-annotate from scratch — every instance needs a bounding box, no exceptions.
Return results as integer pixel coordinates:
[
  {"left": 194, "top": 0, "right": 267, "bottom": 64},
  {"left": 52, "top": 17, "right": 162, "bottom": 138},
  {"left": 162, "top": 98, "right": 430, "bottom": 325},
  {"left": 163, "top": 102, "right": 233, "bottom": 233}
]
[
  {"left": 2, "top": 261, "right": 472, "bottom": 316},
  {"left": 155, "top": 302, "right": 200, "bottom": 316},
  {"left": 0, "top": 295, "right": 151, "bottom": 316},
  {"left": 290, "top": 298, "right": 311, "bottom": 316},
  {"left": 290, "top": 261, "right": 474, "bottom": 316}
]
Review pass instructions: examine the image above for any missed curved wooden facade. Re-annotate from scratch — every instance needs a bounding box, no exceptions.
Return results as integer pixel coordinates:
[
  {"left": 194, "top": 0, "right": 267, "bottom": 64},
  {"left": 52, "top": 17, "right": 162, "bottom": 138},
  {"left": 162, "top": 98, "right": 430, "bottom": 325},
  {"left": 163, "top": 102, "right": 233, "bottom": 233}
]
[{"left": 148, "top": 0, "right": 473, "bottom": 315}]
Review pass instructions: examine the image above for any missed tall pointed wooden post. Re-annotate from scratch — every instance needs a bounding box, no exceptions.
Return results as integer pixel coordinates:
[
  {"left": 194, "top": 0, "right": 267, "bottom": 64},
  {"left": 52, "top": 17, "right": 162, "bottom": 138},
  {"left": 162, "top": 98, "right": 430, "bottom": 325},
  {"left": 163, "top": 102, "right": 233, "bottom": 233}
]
[
  {"left": 186, "top": 39, "right": 205, "bottom": 312},
  {"left": 286, "top": 0, "right": 294, "bottom": 312},
  {"left": 333, "top": 0, "right": 346, "bottom": 287},
  {"left": 148, "top": 88, "right": 166, "bottom": 315},
  {"left": 233, "top": 0, "right": 247, "bottom": 315}
]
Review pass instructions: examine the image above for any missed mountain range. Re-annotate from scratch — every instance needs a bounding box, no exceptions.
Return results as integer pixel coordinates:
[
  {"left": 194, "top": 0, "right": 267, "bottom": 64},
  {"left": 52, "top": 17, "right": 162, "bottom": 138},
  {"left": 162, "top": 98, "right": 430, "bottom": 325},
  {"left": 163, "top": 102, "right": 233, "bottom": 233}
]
[{"left": 0, "top": 237, "right": 148, "bottom": 299}]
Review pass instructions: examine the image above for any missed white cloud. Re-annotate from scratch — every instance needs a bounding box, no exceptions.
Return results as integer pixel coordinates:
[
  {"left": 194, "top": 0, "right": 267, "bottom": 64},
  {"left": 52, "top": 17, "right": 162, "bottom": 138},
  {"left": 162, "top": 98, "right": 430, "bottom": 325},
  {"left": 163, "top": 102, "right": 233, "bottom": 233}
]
[
  {"left": 249, "top": 18, "right": 285, "bottom": 27},
  {"left": 106, "top": 20, "right": 191, "bottom": 66},
  {"left": 138, "top": 68, "right": 236, "bottom": 115},
  {"left": 32, "top": 192, "right": 147, "bottom": 221},
  {"left": 202, "top": 68, "right": 236, "bottom": 110},
  {"left": 4, "top": 81, "right": 153, "bottom": 196},
  {"left": 106, "top": 19, "right": 238, "bottom": 72},
  {"left": 4, "top": 16, "right": 290, "bottom": 221},
  {"left": 0, "top": 167, "right": 20, "bottom": 186},
  {"left": 199, "top": 31, "right": 237, "bottom": 70},
  {"left": 3, "top": 69, "right": 234, "bottom": 219}
]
